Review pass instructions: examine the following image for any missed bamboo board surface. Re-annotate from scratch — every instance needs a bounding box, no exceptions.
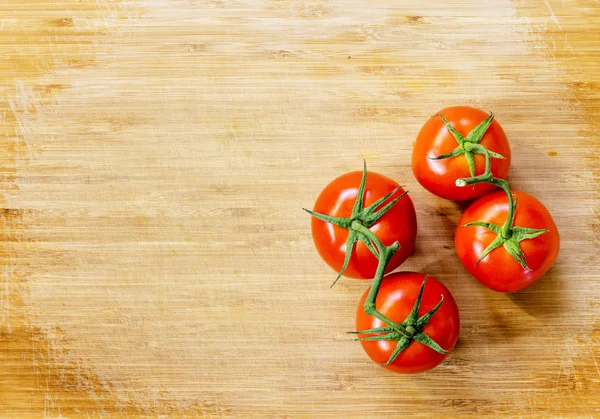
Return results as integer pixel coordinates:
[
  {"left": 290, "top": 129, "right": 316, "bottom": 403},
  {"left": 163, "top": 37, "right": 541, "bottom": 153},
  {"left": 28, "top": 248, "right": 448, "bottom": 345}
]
[{"left": 0, "top": 0, "right": 599, "bottom": 417}]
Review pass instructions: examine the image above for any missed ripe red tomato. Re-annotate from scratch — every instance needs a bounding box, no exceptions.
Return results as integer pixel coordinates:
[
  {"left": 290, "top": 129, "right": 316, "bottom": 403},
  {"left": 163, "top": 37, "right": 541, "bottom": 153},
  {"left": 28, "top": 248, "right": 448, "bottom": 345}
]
[
  {"left": 311, "top": 171, "right": 417, "bottom": 279},
  {"left": 455, "top": 191, "right": 560, "bottom": 292},
  {"left": 356, "top": 272, "right": 460, "bottom": 373},
  {"left": 412, "top": 106, "right": 511, "bottom": 201}
]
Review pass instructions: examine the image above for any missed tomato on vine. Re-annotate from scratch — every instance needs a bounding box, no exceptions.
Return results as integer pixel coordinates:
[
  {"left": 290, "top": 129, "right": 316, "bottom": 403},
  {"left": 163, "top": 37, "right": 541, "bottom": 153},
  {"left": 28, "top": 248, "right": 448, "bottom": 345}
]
[
  {"left": 305, "top": 163, "right": 417, "bottom": 283},
  {"left": 305, "top": 163, "right": 459, "bottom": 374},
  {"left": 453, "top": 143, "right": 559, "bottom": 292},
  {"left": 354, "top": 272, "right": 460, "bottom": 374},
  {"left": 455, "top": 191, "right": 559, "bottom": 292},
  {"left": 412, "top": 106, "right": 511, "bottom": 201}
]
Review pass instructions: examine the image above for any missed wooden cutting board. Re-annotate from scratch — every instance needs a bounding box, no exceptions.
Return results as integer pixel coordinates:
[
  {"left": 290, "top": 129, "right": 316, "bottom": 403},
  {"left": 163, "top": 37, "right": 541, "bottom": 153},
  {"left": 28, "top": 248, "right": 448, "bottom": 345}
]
[{"left": 1, "top": 0, "right": 599, "bottom": 417}]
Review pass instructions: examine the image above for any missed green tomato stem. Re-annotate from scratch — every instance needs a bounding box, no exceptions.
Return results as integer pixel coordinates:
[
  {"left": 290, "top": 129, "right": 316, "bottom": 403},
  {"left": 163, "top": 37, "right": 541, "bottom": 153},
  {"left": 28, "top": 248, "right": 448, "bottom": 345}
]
[
  {"left": 350, "top": 221, "right": 409, "bottom": 335},
  {"left": 455, "top": 144, "right": 514, "bottom": 239}
]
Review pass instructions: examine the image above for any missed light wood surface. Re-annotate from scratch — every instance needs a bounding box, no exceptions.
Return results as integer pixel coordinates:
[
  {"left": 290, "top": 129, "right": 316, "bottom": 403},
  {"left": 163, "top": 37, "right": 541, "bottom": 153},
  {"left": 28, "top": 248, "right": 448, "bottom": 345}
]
[{"left": 1, "top": 0, "right": 599, "bottom": 417}]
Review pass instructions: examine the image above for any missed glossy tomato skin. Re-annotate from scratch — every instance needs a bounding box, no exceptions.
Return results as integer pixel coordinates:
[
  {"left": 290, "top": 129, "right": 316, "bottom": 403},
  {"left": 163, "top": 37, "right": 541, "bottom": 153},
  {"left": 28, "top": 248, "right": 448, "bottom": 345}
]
[
  {"left": 412, "top": 106, "right": 511, "bottom": 201},
  {"left": 455, "top": 191, "right": 560, "bottom": 292},
  {"left": 356, "top": 272, "right": 460, "bottom": 373},
  {"left": 311, "top": 171, "right": 417, "bottom": 279}
]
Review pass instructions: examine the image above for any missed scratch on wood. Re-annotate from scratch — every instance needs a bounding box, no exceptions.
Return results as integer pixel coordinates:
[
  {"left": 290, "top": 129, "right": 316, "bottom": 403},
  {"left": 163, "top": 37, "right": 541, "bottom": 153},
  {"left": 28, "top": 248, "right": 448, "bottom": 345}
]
[
  {"left": 8, "top": 82, "right": 40, "bottom": 156},
  {"left": 544, "top": 0, "right": 563, "bottom": 33},
  {"left": 592, "top": 346, "right": 600, "bottom": 379}
]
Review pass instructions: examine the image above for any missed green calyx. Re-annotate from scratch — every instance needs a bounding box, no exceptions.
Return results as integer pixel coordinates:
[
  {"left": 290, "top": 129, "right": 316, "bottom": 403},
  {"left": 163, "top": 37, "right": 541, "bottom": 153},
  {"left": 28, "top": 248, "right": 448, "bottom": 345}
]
[
  {"left": 464, "top": 220, "right": 547, "bottom": 270},
  {"left": 454, "top": 120, "right": 547, "bottom": 271},
  {"left": 462, "top": 195, "right": 547, "bottom": 270},
  {"left": 350, "top": 277, "right": 448, "bottom": 366},
  {"left": 303, "top": 161, "right": 407, "bottom": 287},
  {"left": 429, "top": 112, "right": 505, "bottom": 177}
]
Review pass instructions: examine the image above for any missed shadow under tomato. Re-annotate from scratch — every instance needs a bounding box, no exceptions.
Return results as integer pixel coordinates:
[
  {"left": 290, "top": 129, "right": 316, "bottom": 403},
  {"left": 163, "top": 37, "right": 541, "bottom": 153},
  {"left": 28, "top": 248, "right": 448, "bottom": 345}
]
[
  {"left": 411, "top": 200, "right": 465, "bottom": 266},
  {"left": 506, "top": 264, "right": 567, "bottom": 318},
  {"left": 454, "top": 199, "right": 475, "bottom": 213},
  {"left": 417, "top": 254, "right": 458, "bottom": 278}
]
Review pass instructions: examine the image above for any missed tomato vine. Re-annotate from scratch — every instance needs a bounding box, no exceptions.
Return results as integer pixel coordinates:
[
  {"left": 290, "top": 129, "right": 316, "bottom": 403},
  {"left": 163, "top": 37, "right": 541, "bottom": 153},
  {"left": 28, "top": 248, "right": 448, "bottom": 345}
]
[
  {"left": 455, "top": 136, "right": 548, "bottom": 270},
  {"left": 305, "top": 162, "right": 449, "bottom": 366}
]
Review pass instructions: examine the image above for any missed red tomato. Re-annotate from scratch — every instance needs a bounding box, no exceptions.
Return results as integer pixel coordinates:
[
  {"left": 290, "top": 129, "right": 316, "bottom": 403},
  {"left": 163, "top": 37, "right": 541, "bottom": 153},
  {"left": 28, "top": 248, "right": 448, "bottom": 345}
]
[
  {"left": 311, "top": 171, "right": 417, "bottom": 279},
  {"left": 412, "top": 106, "right": 511, "bottom": 201},
  {"left": 356, "top": 272, "right": 460, "bottom": 373},
  {"left": 455, "top": 191, "right": 560, "bottom": 292}
]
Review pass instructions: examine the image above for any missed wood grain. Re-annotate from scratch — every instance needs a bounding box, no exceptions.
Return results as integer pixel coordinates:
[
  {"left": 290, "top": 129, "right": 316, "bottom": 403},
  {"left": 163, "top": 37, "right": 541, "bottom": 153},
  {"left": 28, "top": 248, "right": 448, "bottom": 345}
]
[{"left": 0, "top": 0, "right": 599, "bottom": 417}]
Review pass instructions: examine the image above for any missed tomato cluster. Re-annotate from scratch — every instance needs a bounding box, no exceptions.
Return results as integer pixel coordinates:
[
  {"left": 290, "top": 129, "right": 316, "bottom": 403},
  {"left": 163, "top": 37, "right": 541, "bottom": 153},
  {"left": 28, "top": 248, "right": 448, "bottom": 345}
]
[
  {"left": 413, "top": 107, "right": 559, "bottom": 292},
  {"left": 305, "top": 106, "right": 559, "bottom": 374}
]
